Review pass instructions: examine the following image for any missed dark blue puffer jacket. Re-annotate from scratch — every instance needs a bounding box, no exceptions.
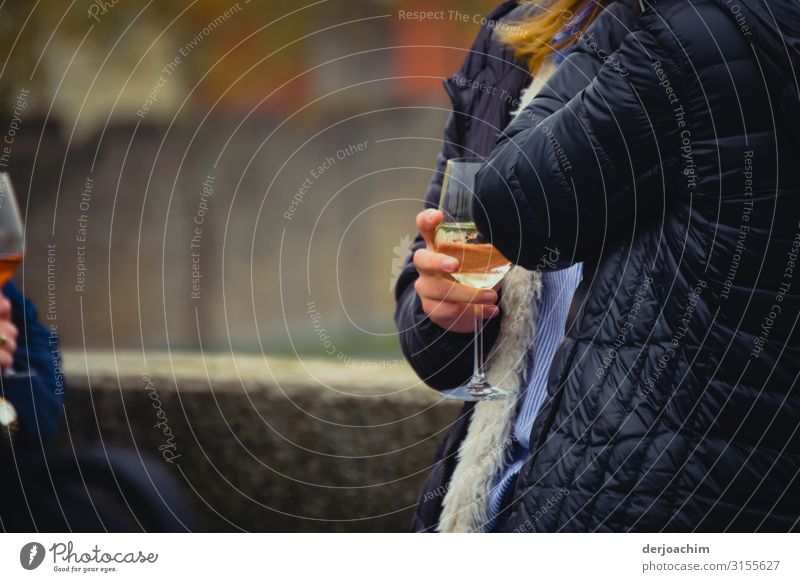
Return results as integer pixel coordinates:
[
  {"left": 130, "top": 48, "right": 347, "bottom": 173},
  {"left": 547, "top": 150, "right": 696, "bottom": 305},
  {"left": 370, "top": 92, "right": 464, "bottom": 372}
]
[
  {"left": 475, "top": 0, "right": 800, "bottom": 531},
  {"left": 395, "top": 0, "right": 644, "bottom": 531}
]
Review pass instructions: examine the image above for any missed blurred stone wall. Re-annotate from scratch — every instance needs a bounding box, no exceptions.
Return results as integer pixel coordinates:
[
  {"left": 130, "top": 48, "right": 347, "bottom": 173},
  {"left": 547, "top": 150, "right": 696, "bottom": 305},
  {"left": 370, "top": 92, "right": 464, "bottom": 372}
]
[
  {"left": 61, "top": 350, "right": 460, "bottom": 532},
  {"left": 9, "top": 110, "right": 448, "bottom": 358}
]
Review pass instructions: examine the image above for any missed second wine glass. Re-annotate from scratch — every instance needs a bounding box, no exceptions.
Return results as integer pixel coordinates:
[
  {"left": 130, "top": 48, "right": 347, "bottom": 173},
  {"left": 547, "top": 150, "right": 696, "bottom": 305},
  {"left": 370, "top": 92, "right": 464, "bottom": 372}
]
[{"left": 0, "top": 173, "right": 23, "bottom": 288}]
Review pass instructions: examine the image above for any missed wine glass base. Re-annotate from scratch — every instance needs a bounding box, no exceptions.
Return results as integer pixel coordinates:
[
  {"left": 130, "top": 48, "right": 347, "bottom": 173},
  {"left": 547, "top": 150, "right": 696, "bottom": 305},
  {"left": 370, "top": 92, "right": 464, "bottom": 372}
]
[{"left": 441, "top": 384, "right": 513, "bottom": 402}]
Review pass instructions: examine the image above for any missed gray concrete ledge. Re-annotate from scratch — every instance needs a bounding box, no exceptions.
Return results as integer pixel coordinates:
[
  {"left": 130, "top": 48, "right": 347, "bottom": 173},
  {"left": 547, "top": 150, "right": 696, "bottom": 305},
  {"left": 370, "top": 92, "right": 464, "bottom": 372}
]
[{"left": 60, "top": 350, "right": 460, "bottom": 532}]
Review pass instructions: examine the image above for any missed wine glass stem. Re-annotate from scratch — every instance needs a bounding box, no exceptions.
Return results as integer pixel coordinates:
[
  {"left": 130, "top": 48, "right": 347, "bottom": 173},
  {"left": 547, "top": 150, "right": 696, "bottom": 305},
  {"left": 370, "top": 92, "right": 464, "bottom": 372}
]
[{"left": 472, "top": 313, "right": 487, "bottom": 386}]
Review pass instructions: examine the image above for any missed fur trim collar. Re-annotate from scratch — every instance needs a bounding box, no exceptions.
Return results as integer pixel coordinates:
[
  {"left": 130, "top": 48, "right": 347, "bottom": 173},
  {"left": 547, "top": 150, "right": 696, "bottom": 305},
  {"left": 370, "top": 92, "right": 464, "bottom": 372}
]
[
  {"left": 438, "top": 267, "right": 541, "bottom": 532},
  {"left": 437, "top": 64, "right": 551, "bottom": 533}
]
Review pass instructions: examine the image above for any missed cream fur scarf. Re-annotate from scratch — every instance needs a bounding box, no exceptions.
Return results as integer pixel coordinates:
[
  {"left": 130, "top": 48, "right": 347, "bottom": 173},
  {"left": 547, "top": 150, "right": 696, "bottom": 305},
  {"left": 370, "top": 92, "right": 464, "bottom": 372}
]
[{"left": 437, "top": 59, "right": 556, "bottom": 533}]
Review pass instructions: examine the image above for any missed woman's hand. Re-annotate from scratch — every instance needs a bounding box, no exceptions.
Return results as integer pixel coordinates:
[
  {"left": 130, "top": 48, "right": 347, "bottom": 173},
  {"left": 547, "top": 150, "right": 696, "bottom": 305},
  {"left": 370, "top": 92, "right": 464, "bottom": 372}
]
[
  {"left": 413, "top": 209, "right": 500, "bottom": 334},
  {"left": 0, "top": 293, "right": 18, "bottom": 369}
]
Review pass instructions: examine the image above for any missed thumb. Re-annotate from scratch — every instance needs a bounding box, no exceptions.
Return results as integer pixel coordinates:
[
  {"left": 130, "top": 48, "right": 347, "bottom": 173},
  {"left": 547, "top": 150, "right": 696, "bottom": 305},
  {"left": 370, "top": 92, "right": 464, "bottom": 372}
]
[{"left": 416, "top": 209, "right": 443, "bottom": 249}]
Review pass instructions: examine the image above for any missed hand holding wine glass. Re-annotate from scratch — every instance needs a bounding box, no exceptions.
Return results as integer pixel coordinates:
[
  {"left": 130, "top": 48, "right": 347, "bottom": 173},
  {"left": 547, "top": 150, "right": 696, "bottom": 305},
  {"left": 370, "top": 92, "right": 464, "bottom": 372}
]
[
  {"left": 413, "top": 209, "right": 501, "bottom": 334},
  {"left": 417, "top": 158, "right": 513, "bottom": 401}
]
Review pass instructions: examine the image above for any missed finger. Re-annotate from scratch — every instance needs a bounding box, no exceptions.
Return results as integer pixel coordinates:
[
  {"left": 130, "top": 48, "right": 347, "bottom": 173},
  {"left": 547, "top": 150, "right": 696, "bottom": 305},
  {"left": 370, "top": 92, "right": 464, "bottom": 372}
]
[
  {"left": 0, "top": 321, "right": 18, "bottom": 340},
  {"left": 413, "top": 248, "right": 459, "bottom": 274},
  {"left": 479, "top": 304, "right": 501, "bottom": 319},
  {"left": 0, "top": 296, "right": 10, "bottom": 319},
  {"left": 0, "top": 350, "right": 12, "bottom": 369},
  {"left": 416, "top": 277, "right": 498, "bottom": 305},
  {"left": 423, "top": 299, "right": 500, "bottom": 324},
  {"left": 415, "top": 209, "right": 443, "bottom": 248},
  {"left": 454, "top": 304, "right": 501, "bottom": 320},
  {"left": 0, "top": 320, "right": 17, "bottom": 352},
  {"left": 421, "top": 298, "right": 463, "bottom": 322}
]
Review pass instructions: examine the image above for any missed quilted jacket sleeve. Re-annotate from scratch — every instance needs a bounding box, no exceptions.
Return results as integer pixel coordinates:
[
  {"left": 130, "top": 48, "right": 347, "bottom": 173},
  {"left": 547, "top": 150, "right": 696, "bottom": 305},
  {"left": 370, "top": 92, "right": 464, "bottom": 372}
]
[
  {"left": 395, "top": 0, "right": 645, "bottom": 390},
  {"left": 474, "top": 16, "right": 685, "bottom": 270}
]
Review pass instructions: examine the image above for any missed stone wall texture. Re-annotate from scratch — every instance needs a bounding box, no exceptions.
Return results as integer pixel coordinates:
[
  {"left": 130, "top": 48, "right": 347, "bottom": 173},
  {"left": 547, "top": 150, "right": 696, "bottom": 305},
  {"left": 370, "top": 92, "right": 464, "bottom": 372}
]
[{"left": 60, "top": 350, "right": 460, "bottom": 532}]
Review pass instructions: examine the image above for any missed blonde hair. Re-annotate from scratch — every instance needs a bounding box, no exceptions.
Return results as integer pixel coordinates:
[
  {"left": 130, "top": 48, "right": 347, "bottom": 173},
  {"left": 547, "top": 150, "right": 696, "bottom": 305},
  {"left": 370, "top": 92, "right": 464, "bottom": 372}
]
[{"left": 500, "top": 0, "right": 612, "bottom": 74}]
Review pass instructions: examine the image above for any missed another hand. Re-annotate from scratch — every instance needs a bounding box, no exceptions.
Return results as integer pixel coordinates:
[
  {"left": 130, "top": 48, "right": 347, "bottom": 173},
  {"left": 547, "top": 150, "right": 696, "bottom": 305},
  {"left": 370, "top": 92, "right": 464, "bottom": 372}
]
[
  {"left": 0, "top": 293, "right": 18, "bottom": 369},
  {"left": 412, "top": 209, "right": 500, "bottom": 334}
]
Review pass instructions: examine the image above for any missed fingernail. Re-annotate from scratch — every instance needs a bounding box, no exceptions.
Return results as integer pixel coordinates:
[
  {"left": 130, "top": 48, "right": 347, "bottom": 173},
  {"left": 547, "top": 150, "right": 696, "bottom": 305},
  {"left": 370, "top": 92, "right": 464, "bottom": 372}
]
[
  {"left": 483, "top": 292, "right": 496, "bottom": 302},
  {"left": 484, "top": 306, "right": 500, "bottom": 318},
  {"left": 443, "top": 259, "right": 458, "bottom": 271}
]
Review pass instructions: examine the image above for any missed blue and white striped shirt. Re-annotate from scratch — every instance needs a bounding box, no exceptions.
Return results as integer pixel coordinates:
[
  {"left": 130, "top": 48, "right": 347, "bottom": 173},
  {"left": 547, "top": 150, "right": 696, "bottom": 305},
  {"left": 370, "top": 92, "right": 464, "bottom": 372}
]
[{"left": 484, "top": 264, "right": 582, "bottom": 532}]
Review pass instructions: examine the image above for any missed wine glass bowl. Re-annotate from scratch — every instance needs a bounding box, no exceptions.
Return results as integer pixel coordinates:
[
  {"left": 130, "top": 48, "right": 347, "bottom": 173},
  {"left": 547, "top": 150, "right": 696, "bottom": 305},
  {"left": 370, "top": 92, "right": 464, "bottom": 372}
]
[
  {"left": 0, "top": 173, "right": 24, "bottom": 288},
  {"left": 434, "top": 159, "right": 512, "bottom": 401},
  {"left": 434, "top": 223, "right": 511, "bottom": 289}
]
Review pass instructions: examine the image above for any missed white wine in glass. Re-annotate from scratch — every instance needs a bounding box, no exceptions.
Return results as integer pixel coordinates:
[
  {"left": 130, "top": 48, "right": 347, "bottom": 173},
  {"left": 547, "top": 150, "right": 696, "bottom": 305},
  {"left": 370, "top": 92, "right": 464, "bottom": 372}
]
[
  {"left": 435, "top": 222, "right": 511, "bottom": 289},
  {"left": 434, "top": 159, "right": 512, "bottom": 401}
]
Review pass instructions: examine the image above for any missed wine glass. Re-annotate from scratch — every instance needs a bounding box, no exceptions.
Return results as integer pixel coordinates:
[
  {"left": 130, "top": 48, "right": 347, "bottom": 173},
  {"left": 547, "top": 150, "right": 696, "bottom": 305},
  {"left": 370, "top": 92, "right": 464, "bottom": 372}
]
[
  {"left": 435, "top": 158, "right": 512, "bottom": 401},
  {"left": 0, "top": 173, "right": 24, "bottom": 287}
]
